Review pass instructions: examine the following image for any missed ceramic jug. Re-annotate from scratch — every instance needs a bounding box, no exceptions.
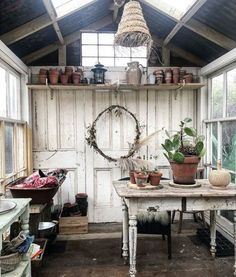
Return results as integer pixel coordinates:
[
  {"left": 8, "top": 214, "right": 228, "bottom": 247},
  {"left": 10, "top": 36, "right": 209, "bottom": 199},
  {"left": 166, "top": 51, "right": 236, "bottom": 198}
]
[{"left": 126, "top": 62, "right": 142, "bottom": 85}]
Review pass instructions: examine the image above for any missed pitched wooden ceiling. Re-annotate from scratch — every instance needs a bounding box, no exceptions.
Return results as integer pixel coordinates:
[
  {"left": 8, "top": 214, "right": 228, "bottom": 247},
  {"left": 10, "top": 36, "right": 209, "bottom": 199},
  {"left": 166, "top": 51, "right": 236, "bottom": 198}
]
[{"left": 0, "top": 0, "right": 235, "bottom": 66}]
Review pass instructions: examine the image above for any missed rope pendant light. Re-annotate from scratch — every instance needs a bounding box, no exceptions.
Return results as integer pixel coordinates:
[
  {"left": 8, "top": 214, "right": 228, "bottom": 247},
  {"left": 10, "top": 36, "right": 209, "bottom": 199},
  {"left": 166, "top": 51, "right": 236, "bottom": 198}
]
[{"left": 114, "top": 0, "right": 153, "bottom": 52}]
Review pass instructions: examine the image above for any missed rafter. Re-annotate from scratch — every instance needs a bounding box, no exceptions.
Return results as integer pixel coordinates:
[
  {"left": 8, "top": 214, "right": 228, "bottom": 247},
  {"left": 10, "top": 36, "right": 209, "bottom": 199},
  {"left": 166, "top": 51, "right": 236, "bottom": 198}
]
[
  {"left": 0, "top": 0, "right": 97, "bottom": 46},
  {"left": 22, "top": 15, "right": 113, "bottom": 64},
  {"left": 153, "top": 35, "right": 206, "bottom": 66},
  {"left": 42, "top": 0, "right": 64, "bottom": 45},
  {"left": 163, "top": 0, "right": 208, "bottom": 46},
  {"left": 140, "top": 0, "right": 236, "bottom": 50}
]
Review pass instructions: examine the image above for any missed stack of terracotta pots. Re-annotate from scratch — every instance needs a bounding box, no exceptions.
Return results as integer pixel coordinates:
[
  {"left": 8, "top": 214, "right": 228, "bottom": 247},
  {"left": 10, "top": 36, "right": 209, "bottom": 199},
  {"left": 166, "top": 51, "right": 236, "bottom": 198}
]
[
  {"left": 49, "top": 68, "right": 60, "bottom": 85},
  {"left": 154, "top": 69, "right": 164, "bottom": 84},
  {"left": 165, "top": 68, "right": 172, "bottom": 84},
  {"left": 60, "top": 73, "right": 69, "bottom": 85},
  {"left": 65, "top": 66, "right": 74, "bottom": 83},
  {"left": 172, "top": 67, "right": 180, "bottom": 84},
  {"left": 184, "top": 73, "right": 193, "bottom": 83},
  {"left": 38, "top": 68, "right": 48, "bottom": 84}
]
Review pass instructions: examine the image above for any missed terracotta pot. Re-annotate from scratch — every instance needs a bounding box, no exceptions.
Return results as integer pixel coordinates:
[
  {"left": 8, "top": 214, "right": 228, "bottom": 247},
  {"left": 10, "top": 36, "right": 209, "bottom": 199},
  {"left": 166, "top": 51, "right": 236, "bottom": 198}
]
[
  {"left": 184, "top": 74, "right": 193, "bottom": 83},
  {"left": 49, "top": 68, "right": 59, "bottom": 75},
  {"left": 65, "top": 67, "right": 74, "bottom": 83},
  {"left": 170, "top": 156, "right": 200, "bottom": 184},
  {"left": 165, "top": 77, "right": 172, "bottom": 84},
  {"left": 72, "top": 72, "right": 81, "bottom": 85},
  {"left": 39, "top": 74, "right": 47, "bottom": 84},
  {"left": 149, "top": 172, "right": 162, "bottom": 186},
  {"left": 129, "top": 171, "right": 136, "bottom": 184},
  {"left": 173, "top": 75, "right": 180, "bottom": 84},
  {"left": 39, "top": 68, "right": 48, "bottom": 75},
  {"left": 60, "top": 74, "right": 69, "bottom": 85},
  {"left": 49, "top": 73, "right": 59, "bottom": 85},
  {"left": 172, "top": 67, "right": 180, "bottom": 74},
  {"left": 134, "top": 172, "right": 148, "bottom": 187}
]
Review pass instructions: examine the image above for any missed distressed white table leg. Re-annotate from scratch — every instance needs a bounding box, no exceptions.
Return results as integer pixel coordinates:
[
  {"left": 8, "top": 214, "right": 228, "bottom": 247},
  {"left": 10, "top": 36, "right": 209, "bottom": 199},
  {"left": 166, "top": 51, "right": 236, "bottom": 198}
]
[
  {"left": 129, "top": 215, "right": 137, "bottom": 277},
  {"left": 210, "top": 210, "right": 216, "bottom": 258},
  {"left": 234, "top": 210, "right": 236, "bottom": 276},
  {"left": 20, "top": 204, "right": 30, "bottom": 235},
  {"left": 122, "top": 200, "right": 129, "bottom": 264}
]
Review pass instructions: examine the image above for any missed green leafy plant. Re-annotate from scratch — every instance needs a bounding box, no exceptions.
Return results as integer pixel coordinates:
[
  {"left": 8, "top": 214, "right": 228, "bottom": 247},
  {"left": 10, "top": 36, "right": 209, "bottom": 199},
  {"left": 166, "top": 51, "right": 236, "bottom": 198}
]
[{"left": 162, "top": 118, "right": 206, "bottom": 163}]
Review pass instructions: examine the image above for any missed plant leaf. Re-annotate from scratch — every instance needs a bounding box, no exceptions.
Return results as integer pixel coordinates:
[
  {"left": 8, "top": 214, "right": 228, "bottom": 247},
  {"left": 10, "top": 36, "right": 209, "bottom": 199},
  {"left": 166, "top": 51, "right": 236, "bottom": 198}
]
[
  {"left": 195, "top": 141, "right": 204, "bottom": 155},
  {"left": 172, "top": 136, "right": 180, "bottom": 150},
  {"left": 164, "top": 139, "right": 173, "bottom": 152},
  {"left": 165, "top": 130, "right": 171, "bottom": 138},
  {"left": 184, "top": 127, "right": 197, "bottom": 137},
  {"left": 168, "top": 151, "right": 173, "bottom": 160},
  {"left": 163, "top": 153, "right": 170, "bottom": 161},
  {"left": 199, "top": 148, "right": 206, "bottom": 157},
  {"left": 195, "top": 135, "right": 205, "bottom": 143},
  {"left": 183, "top": 118, "right": 192, "bottom": 123},
  {"left": 173, "top": 152, "right": 185, "bottom": 163}
]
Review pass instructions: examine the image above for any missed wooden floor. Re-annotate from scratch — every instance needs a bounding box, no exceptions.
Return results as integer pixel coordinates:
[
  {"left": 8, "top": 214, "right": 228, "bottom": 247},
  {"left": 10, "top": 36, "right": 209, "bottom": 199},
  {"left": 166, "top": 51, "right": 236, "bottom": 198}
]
[{"left": 33, "top": 220, "right": 234, "bottom": 277}]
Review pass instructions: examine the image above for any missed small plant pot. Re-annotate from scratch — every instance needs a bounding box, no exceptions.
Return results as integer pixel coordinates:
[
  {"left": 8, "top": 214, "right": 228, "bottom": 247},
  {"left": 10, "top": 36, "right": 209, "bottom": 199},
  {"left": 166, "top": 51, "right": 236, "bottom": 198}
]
[
  {"left": 72, "top": 72, "right": 81, "bottom": 85},
  {"left": 39, "top": 68, "right": 48, "bottom": 75},
  {"left": 49, "top": 74, "right": 59, "bottom": 85},
  {"left": 129, "top": 171, "right": 136, "bottom": 184},
  {"left": 134, "top": 172, "right": 148, "bottom": 187},
  {"left": 60, "top": 74, "right": 69, "bottom": 85},
  {"left": 149, "top": 172, "right": 162, "bottom": 186},
  {"left": 184, "top": 74, "right": 193, "bottom": 83},
  {"left": 173, "top": 75, "right": 180, "bottom": 84},
  {"left": 38, "top": 74, "right": 47, "bottom": 84}
]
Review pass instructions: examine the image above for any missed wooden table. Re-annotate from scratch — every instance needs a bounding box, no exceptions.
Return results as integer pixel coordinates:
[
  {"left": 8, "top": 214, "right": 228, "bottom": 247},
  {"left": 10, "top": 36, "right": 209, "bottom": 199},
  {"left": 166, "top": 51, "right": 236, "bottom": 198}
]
[
  {"left": 113, "top": 179, "right": 236, "bottom": 277},
  {"left": 0, "top": 198, "right": 31, "bottom": 277}
]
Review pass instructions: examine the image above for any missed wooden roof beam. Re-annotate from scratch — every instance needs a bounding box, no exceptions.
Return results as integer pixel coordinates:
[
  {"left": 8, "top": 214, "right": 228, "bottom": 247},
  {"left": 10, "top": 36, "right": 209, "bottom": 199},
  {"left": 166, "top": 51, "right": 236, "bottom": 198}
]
[
  {"left": 163, "top": 0, "right": 208, "bottom": 46},
  {"left": 42, "top": 0, "right": 64, "bottom": 45},
  {"left": 141, "top": 0, "right": 236, "bottom": 50},
  {"left": 0, "top": 0, "right": 98, "bottom": 46},
  {"left": 22, "top": 15, "right": 113, "bottom": 64},
  {"left": 153, "top": 35, "right": 206, "bottom": 66}
]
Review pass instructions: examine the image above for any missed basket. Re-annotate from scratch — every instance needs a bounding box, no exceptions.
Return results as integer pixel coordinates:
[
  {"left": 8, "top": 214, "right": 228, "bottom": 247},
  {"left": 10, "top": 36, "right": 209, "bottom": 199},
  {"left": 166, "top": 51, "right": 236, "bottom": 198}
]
[{"left": 0, "top": 253, "right": 22, "bottom": 273}]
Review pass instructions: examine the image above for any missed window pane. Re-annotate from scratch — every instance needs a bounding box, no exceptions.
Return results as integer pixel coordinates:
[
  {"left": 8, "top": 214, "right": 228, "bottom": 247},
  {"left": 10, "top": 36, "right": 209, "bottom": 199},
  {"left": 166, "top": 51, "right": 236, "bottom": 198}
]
[
  {"left": 0, "top": 67, "right": 7, "bottom": 117},
  {"left": 5, "top": 123, "right": 14, "bottom": 175},
  {"left": 82, "top": 33, "right": 97, "bottom": 44},
  {"left": 115, "top": 58, "right": 131, "bottom": 66},
  {"left": 99, "top": 57, "right": 114, "bottom": 67},
  {"left": 211, "top": 123, "right": 218, "bottom": 166},
  {"left": 222, "top": 121, "right": 236, "bottom": 172},
  {"left": 131, "top": 46, "right": 147, "bottom": 58},
  {"left": 9, "top": 73, "right": 19, "bottom": 119},
  {"left": 99, "top": 33, "right": 114, "bottom": 44},
  {"left": 82, "top": 57, "right": 98, "bottom": 66},
  {"left": 115, "top": 46, "right": 130, "bottom": 57},
  {"left": 17, "top": 125, "right": 25, "bottom": 170},
  {"left": 131, "top": 57, "right": 147, "bottom": 67},
  {"left": 99, "top": 46, "right": 114, "bottom": 57},
  {"left": 82, "top": 45, "right": 98, "bottom": 56},
  {"left": 212, "top": 74, "right": 223, "bottom": 118},
  {"left": 227, "top": 68, "right": 236, "bottom": 117}
]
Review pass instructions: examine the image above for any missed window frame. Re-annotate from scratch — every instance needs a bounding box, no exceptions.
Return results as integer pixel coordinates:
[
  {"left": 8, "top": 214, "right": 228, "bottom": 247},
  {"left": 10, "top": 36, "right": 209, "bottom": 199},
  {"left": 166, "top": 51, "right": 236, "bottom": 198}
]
[{"left": 81, "top": 31, "right": 148, "bottom": 67}]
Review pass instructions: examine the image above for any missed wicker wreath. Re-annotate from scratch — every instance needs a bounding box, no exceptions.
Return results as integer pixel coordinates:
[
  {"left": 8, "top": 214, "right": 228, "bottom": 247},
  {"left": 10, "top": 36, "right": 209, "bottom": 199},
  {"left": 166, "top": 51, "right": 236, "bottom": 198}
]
[{"left": 86, "top": 105, "right": 141, "bottom": 162}]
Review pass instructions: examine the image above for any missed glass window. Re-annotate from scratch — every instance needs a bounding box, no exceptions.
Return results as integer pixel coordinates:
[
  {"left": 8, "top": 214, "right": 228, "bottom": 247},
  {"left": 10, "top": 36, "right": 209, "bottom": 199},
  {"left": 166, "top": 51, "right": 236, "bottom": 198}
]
[
  {"left": 227, "top": 68, "right": 236, "bottom": 117},
  {"left": 81, "top": 32, "right": 147, "bottom": 67},
  {"left": 8, "top": 73, "right": 19, "bottom": 119},
  {"left": 212, "top": 74, "right": 223, "bottom": 118},
  {"left": 211, "top": 123, "right": 218, "bottom": 167},
  {"left": 222, "top": 121, "right": 236, "bottom": 172},
  {"left": 5, "top": 123, "right": 14, "bottom": 175},
  {"left": 0, "top": 67, "right": 7, "bottom": 117}
]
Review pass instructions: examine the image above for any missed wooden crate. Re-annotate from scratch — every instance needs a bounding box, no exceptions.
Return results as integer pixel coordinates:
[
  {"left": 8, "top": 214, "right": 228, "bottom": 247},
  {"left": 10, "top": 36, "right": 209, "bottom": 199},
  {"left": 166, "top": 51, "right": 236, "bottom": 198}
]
[{"left": 59, "top": 216, "right": 88, "bottom": 235}]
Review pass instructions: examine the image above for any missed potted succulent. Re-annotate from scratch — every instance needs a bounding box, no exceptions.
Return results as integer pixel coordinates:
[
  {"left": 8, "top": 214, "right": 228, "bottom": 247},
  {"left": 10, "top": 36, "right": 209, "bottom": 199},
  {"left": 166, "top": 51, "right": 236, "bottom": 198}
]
[
  {"left": 134, "top": 167, "right": 149, "bottom": 187},
  {"left": 162, "top": 118, "right": 206, "bottom": 185},
  {"left": 149, "top": 168, "right": 162, "bottom": 186}
]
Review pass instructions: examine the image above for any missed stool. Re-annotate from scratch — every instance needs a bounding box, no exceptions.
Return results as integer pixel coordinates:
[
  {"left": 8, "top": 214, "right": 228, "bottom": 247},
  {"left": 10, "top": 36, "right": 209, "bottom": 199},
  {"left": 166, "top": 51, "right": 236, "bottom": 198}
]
[{"left": 171, "top": 210, "right": 206, "bottom": 233}]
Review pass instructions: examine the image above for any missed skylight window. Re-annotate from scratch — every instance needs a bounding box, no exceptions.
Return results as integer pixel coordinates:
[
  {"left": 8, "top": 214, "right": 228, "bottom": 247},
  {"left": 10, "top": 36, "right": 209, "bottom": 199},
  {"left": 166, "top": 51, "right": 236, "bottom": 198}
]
[
  {"left": 144, "top": 0, "right": 198, "bottom": 20},
  {"left": 51, "top": 0, "right": 94, "bottom": 18}
]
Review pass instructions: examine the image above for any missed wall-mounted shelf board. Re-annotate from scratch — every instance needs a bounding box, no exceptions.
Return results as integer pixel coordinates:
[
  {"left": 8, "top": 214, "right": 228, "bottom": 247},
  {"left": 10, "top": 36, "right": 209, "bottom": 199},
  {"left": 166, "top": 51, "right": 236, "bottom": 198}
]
[{"left": 27, "top": 83, "right": 205, "bottom": 91}]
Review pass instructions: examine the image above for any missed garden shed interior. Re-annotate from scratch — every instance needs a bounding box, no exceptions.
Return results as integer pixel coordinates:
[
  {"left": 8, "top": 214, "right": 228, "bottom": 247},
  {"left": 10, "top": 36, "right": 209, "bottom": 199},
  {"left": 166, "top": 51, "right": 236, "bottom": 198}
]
[{"left": 1, "top": 0, "right": 236, "bottom": 276}]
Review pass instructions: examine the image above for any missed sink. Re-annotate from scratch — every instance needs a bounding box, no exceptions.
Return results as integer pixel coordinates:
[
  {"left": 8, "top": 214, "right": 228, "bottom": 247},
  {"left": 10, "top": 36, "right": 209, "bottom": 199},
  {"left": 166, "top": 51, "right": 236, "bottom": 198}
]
[{"left": 0, "top": 200, "right": 17, "bottom": 214}]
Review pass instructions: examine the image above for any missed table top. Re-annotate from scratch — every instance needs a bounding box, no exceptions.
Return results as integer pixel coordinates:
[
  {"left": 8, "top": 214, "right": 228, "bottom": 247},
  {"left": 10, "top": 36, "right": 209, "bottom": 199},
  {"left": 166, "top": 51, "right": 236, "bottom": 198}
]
[
  {"left": 113, "top": 179, "right": 236, "bottom": 198},
  {"left": 0, "top": 198, "right": 31, "bottom": 231}
]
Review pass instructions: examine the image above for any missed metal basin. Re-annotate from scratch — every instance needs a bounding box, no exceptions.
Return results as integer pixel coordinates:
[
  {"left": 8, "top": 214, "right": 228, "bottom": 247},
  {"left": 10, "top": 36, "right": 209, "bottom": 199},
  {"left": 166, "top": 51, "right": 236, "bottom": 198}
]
[{"left": 0, "top": 200, "right": 16, "bottom": 214}]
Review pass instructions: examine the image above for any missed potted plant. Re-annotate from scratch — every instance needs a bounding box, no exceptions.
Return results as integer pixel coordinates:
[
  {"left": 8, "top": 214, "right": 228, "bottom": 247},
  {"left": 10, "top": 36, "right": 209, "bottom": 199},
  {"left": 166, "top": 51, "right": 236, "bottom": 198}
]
[
  {"left": 162, "top": 118, "right": 206, "bottom": 185},
  {"left": 134, "top": 167, "right": 149, "bottom": 187},
  {"left": 149, "top": 168, "right": 162, "bottom": 186}
]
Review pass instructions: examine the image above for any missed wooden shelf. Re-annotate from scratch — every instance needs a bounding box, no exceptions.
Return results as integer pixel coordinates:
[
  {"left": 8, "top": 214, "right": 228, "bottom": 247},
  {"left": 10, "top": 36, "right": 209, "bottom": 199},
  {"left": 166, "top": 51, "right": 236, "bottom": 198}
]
[{"left": 27, "top": 83, "right": 205, "bottom": 91}]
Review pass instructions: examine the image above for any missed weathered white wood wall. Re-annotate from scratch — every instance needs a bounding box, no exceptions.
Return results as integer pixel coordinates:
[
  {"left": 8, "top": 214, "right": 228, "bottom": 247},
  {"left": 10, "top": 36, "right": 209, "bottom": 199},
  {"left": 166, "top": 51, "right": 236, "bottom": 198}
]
[{"left": 31, "top": 66, "right": 199, "bottom": 222}]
